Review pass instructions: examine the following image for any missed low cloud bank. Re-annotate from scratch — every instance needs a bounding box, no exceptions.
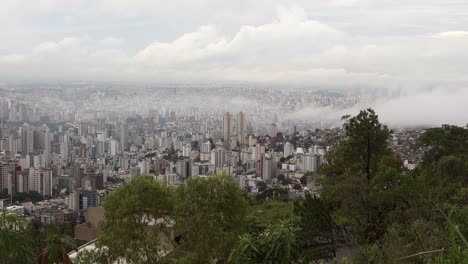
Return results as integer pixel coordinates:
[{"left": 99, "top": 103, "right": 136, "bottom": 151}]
[{"left": 287, "top": 88, "right": 468, "bottom": 128}]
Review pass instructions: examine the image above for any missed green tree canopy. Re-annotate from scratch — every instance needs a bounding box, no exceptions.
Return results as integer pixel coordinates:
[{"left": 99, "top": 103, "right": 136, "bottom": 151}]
[
  {"left": 174, "top": 174, "right": 248, "bottom": 263},
  {"left": 99, "top": 175, "right": 175, "bottom": 264},
  {"left": 229, "top": 221, "right": 301, "bottom": 264},
  {"left": 0, "top": 212, "right": 36, "bottom": 264}
]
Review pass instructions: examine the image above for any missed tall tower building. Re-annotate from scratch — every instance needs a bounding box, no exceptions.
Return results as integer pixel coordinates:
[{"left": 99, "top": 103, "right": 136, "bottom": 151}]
[
  {"left": 262, "top": 154, "right": 273, "bottom": 180},
  {"left": 223, "top": 112, "right": 231, "bottom": 142},
  {"left": 38, "top": 125, "right": 51, "bottom": 160},
  {"left": 20, "top": 125, "right": 34, "bottom": 155},
  {"left": 60, "top": 134, "right": 69, "bottom": 162},
  {"left": 237, "top": 112, "right": 246, "bottom": 145},
  {"left": 120, "top": 123, "right": 127, "bottom": 151},
  {"left": 0, "top": 162, "right": 15, "bottom": 194},
  {"left": 8, "top": 136, "right": 18, "bottom": 158}
]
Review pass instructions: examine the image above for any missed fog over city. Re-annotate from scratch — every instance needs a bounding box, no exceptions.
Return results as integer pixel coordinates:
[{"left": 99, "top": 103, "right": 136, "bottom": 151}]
[{"left": 1, "top": 0, "right": 468, "bottom": 126}]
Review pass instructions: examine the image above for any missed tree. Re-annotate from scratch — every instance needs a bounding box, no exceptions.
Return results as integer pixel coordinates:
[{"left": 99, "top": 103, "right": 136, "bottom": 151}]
[
  {"left": 257, "top": 181, "right": 267, "bottom": 192},
  {"left": 229, "top": 221, "right": 301, "bottom": 264},
  {"left": 300, "top": 174, "right": 308, "bottom": 185},
  {"left": 277, "top": 174, "right": 286, "bottom": 182},
  {"left": 320, "top": 119, "right": 468, "bottom": 263},
  {"left": 321, "top": 109, "right": 403, "bottom": 245},
  {"left": 419, "top": 125, "right": 468, "bottom": 165},
  {"left": 255, "top": 188, "right": 289, "bottom": 203},
  {"left": 246, "top": 199, "right": 294, "bottom": 234},
  {"left": 342, "top": 108, "right": 391, "bottom": 181},
  {"left": 295, "top": 193, "right": 336, "bottom": 260},
  {"left": 174, "top": 174, "right": 248, "bottom": 263},
  {"left": 12, "top": 191, "right": 44, "bottom": 203},
  {"left": 38, "top": 233, "right": 75, "bottom": 264},
  {"left": 99, "top": 175, "right": 175, "bottom": 264},
  {"left": 0, "top": 212, "right": 36, "bottom": 264}
]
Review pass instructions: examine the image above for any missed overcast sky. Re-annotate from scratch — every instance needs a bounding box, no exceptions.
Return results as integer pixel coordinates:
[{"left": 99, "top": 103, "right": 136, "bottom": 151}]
[{"left": 0, "top": 0, "right": 467, "bottom": 92}]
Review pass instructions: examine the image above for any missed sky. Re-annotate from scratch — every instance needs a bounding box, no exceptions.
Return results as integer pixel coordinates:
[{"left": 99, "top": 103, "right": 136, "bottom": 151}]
[
  {"left": 0, "top": 0, "right": 466, "bottom": 87},
  {"left": 0, "top": 1, "right": 467, "bottom": 126}
]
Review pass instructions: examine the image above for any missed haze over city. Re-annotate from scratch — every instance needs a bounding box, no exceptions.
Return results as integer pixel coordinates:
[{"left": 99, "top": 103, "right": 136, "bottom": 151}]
[{"left": 1, "top": 1, "right": 468, "bottom": 126}]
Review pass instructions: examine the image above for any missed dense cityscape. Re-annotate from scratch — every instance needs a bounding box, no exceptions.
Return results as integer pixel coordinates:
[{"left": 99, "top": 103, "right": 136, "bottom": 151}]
[
  {"left": 1, "top": 84, "right": 428, "bottom": 248},
  {"left": 1, "top": 1, "right": 467, "bottom": 263}
]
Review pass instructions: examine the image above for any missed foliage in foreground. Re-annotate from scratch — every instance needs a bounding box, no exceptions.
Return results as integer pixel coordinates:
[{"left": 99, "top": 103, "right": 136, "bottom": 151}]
[
  {"left": 229, "top": 221, "right": 301, "bottom": 264},
  {"left": 0, "top": 211, "right": 76, "bottom": 264},
  {"left": 320, "top": 109, "right": 468, "bottom": 263}
]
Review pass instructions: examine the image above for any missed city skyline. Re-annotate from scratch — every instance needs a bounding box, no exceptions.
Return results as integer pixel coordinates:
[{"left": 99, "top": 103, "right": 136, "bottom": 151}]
[{"left": 1, "top": 1, "right": 468, "bottom": 127}]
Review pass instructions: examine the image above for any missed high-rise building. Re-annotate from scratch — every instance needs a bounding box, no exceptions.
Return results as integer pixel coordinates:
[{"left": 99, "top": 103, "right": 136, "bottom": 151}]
[
  {"left": 43, "top": 125, "right": 51, "bottom": 160},
  {"left": 237, "top": 112, "right": 246, "bottom": 144},
  {"left": 211, "top": 147, "right": 226, "bottom": 169},
  {"left": 0, "top": 101, "right": 9, "bottom": 120},
  {"left": 191, "top": 162, "right": 215, "bottom": 176},
  {"left": 283, "top": 142, "right": 294, "bottom": 158},
  {"left": 8, "top": 100, "right": 17, "bottom": 121},
  {"left": 80, "top": 189, "right": 98, "bottom": 209},
  {"left": 176, "top": 158, "right": 190, "bottom": 179},
  {"left": 66, "top": 190, "right": 80, "bottom": 211},
  {"left": 303, "top": 154, "right": 319, "bottom": 172},
  {"left": 109, "top": 138, "right": 119, "bottom": 156},
  {"left": 0, "top": 162, "right": 15, "bottom": 194},
  {"left": 223, "top": 112, "right": 231, "bottom": 142},
  {"left": 60, "top": 134, "right": 70, "bottom": 162},
  {"left": 262, "top": 154, "right": 273, "bottom": 180},
  {"left": 138, "top": 160, "right": 150, "bottom": 175},
  {"left": 201, "top": 141, "right": 211, "bottom": 154},
  {"left": 28, "top": 168, "right": 53, "bottom": 197},
  {"left": 182, "top": 143, "right": 192, "bottom": 157},
  {"left": 249, "top": 135, "right": 257, "bottom": 147},
  {"left": 15, "top": 170, "right": 28, "bottom": 193},
  {"left": 120, "top": 123, "right": 127, "bottom": 151},
  {"left": 7, "top": 136, "right": 18, "bottom": 158},
  {"left": 20, "top": 125, "right": 34, "bottom": 155}
]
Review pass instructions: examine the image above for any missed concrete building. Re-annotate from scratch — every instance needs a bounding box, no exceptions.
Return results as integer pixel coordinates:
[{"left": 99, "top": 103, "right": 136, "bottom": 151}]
[
  {"left": 211, "top": 147, "right": 226, "bottom": 169},
  {"left": 20, "top": 125, "right": 34, "bottom": 155},
  {"left": 237, "top": 112, "right": 246, "bottom": 145},
  {"left": 66, "top": 190, "right": 80, "bottom": 212},
  {"left": 284, "top": 141, "right": 294, "bottom": 158},
  {"left": 182, "top": 143, "right": 191, "bottom": 157},
  {"left": 0, "top": 162, "right": 15, "bottom": 194},
  {"left": 75, "top": 207, "right": 105, "bottom": 242},
  {"left": 191, "top": 162, "right": 215, "bottom": 176},
  {"left": 262, "top": 154, "right": 273, "bottom": 180},
  {"left": 303, "top": 154, "right": 319, "bottom": 172},
  {"left": 223, "top": 112, "right": 231, "bottom": 142},
  {"left": 28, "top": 168, "right": 53, "bottom": 197}
]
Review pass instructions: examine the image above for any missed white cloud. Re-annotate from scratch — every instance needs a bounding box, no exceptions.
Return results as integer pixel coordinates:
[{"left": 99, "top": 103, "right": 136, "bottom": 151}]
[
  {"left": 0, "top": 2, "right": 467, "bottom": 126},
  {"left": 0, "top": 6, "right": 467, "bottom": 93},
  {"left": 134, "top": 26, "right": 228, "bottom": 66},
  {"left": 99, "top": 37, "right": 125, "bottom": 46},
  {"left": 0, "top": 54, "right": 25, "bottom": 64},
  {"left": 286, "top": 87, "right": 468, "bottom": 127},
  {"left": 376, "top": 88, "right": 468, "bottom": 127},
  {"left": 433, "top": 31, "right": 468, "bottom": 38}
]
